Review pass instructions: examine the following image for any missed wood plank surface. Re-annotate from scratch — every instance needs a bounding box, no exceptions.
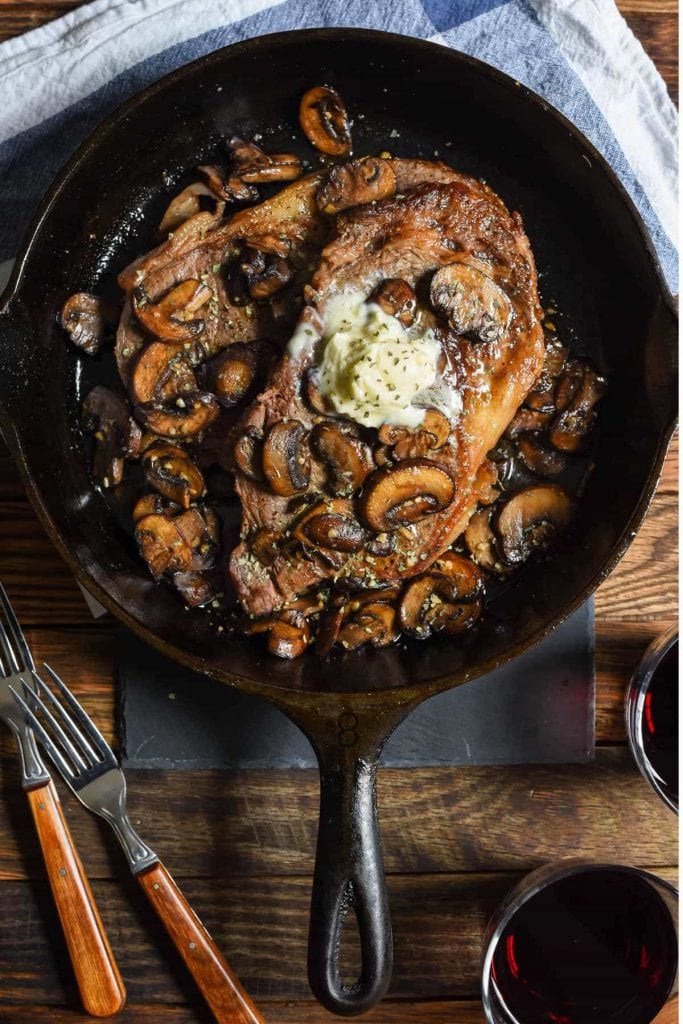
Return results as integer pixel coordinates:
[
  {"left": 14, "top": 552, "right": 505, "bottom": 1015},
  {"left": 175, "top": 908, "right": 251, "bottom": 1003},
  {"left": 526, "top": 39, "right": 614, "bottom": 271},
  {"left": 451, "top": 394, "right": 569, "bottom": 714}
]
[{"left": 0, "top": 4, "right": 677, "bottom": 1024}]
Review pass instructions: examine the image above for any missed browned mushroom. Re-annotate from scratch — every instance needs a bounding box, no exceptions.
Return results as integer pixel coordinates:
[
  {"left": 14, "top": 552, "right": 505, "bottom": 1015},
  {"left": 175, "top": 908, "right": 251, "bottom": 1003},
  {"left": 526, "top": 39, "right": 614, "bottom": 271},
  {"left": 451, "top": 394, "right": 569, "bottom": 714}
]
[
  {"left": 198, "top": 164, "right": 257, "bottom": 202},
  {"left": 132, "top": 280, "right": 211, "bottom": 343},
  {"left": 464, "top": 508, "right": 514, "bottom": 575},
  {"left": 130, "top": 341, "right": 196, "bottom": 405},
  {"left": 378, "top": 409, "right": 451, "bottom": 460},
  {"left": 233, "top": 425, "right": 265, "bottom": 481},
  {"left": 171, "top": 570, "right": 216, "bottom": 607},
  {"left": 239, "top": 153, "right": 303, "bottom": 183},
  {"left": 316, "top": 605, "right": 346, "bottom": 655},
  {"left": 135, "top": 514, "right": 194, "bottom": 578},
  {"left": 132, "top": 492, "right": 179, "bottom": 523},
  {"left": 432, "top": 551, "right": 483, "bottom": 600},
  {"left": 525, "top": 340, "right": 568, "bottom": 410},
  {"left": 60, "top": 293, "right": 116, "bottom": 356},
  {"left": 399, "top": 574, "right": 482, "bottom": 638},
  {"left": 142, "top": 392, "right": 219, "bottom": 440},
  {"left": 250, "top": 527, "right": 281, "bottom": 566},
  {"left": 373, "top": 444, "right": 394, "bottom": 468},
  {"left": 293, "top": 498, "right": 369, "bottom": 553},
  {"left": 174, "top": 506, "right": 220, "bottom": 570},
  {"left": 516, "top": 435, "right": 566, "bottom": 477},
  {"left": 82, "top": 386, "right": 142, "bottom": 488},
  {"left": 142, "top": 442, "right": 205, "bottom": 509},
  {"left": 549, "top": 360, "right": 606, "bottom": 453},
  {"left": 361, "top": 458, "right": 455, "bottom": 532},
  {"left": 239, "top": 247, "right": 293, "bottom": 300},
  {"left": 317, "top": 157, "right": 395, "bottom": 214},
  {"left": 338, "top": 601, "right": 399, "bottom": 650},
  {"left": 157, "top": 182, "right": 217, "bottom": 237},
  {"left": 247, "top": 609, "right": 312, "bottom": 659},
  {"left": 372, "top": 278, "right": 417, "bottom": 328},
  {"left": 505, "top": 407, "right": 553, "bottom": 439},
  {"left": 494, "top": 484, "right": 573, "bottom": 565},
  {"left": 262, "top": 420, "right": 311, "bottom": 496},
  {"left": 310, "top": 421, "right": 373, "bottom": 496},
  {"left": 200, "top": 343, "right": 258, "bottom": 407},
  {"left": 299, "top": 85, "right": 351, "bottom": 157},
  {"left": 430, "top": 263, "right": 512, "bottom": 342},
  {"left": 225, "top": 135, "right": 268, "bottom": 166}
]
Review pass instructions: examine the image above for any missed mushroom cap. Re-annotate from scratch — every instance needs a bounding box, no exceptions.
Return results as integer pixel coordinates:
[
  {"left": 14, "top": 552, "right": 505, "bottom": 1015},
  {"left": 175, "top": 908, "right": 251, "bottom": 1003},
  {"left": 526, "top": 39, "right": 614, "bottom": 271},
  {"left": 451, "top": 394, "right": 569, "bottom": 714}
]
[
  {"left": 360, "top": 457, "right": 456, "bottom": 532},
  {"left": 430, "top": 262, "right": 512, "bottom": 342},
  {"left": 142, "top": 442, "right": 205, "bottom": 509},
  {"left": 299, "top": 85, "right": 352, "bottom": 157},
  {"left": 310, "top": 421, "right": 373, "bottom": 496},
  {"left": 494, "top": 483, "right": 573, "bottom": 565},
  {"left": 262, "top": 420, "right": 311, "bottom": 497}
]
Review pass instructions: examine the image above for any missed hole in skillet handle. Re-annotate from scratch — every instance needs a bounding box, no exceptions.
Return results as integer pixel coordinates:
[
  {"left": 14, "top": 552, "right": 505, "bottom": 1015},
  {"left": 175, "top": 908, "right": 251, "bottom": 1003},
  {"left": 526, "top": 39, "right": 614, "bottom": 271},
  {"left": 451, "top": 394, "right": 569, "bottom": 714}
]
[{"left": 307, "top": 749, "right": 393, "bottom": 1016}]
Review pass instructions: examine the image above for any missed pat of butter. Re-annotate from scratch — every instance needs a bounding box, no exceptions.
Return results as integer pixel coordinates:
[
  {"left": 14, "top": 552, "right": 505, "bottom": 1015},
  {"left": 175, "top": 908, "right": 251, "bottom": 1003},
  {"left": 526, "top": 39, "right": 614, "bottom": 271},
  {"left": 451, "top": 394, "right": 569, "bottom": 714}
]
[{"left": 307, "top": 292, "right": 448, "bottom": 429}]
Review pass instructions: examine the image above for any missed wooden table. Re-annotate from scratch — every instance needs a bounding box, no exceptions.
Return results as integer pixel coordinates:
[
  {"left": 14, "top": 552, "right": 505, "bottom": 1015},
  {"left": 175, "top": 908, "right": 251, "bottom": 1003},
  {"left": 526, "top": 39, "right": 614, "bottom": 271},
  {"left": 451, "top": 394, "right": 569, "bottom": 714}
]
[{"left": 0, "top": 3, "right": 677, "bottom": 1021}]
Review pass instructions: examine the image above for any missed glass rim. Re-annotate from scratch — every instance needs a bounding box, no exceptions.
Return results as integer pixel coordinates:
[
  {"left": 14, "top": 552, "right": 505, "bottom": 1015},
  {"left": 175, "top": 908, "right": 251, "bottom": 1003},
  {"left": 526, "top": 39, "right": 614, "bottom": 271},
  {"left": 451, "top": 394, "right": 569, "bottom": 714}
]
[
  {"left": 625, "top": 624, "right": 678, "bottom": 814},
  {"left": 481, "top": 858, "right": 679, "bottom": 1023}
]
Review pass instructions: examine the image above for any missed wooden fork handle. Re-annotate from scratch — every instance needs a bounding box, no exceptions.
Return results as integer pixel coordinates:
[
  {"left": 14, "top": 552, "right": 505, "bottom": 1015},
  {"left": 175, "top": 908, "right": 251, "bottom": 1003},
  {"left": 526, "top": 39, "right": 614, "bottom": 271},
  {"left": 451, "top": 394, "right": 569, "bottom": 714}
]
[
  {"left": 138, "top": 861, "right": 265, "bottom": 1024},
  {"left": 27, "top": 779, "right": 126, "bottom": 1017}
]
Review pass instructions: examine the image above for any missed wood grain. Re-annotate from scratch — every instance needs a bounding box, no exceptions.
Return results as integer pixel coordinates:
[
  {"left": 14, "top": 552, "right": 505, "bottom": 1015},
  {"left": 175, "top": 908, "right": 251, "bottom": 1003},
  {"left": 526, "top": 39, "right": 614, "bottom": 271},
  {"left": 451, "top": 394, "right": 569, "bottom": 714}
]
[
  {"left": 1, "top": 748, "right": 676, "bottom": 882},
  {"left": 138, "top": 861, "right": 266, "bottom": 1024},
  {"left": 26, "top": 780, "right": 126, "bottom": 1017},
  {"left": 622, "top": 11, "right": 678, "bottom": 98}
]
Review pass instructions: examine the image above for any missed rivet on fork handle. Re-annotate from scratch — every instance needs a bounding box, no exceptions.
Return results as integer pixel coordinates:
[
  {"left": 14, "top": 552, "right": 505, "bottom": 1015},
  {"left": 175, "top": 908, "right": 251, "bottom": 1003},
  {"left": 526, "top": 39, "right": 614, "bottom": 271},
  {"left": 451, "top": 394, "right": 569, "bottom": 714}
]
[
  {"left": 137, "top": 861, "right": 265, "bottom": 1024},
  {"left": 27, "top": 778, "right": 126, "bottom": 1017}
]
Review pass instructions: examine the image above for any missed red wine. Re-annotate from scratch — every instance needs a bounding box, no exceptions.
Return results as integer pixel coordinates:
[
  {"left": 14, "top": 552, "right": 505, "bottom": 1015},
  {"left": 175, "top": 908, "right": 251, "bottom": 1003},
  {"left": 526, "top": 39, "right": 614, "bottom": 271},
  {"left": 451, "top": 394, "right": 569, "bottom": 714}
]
[
  {"left": 491, "top": 869, "right": 677, "bottom": 1024},
  {"left": 642, "top": 643, "right": 678, "bottom": 806}
]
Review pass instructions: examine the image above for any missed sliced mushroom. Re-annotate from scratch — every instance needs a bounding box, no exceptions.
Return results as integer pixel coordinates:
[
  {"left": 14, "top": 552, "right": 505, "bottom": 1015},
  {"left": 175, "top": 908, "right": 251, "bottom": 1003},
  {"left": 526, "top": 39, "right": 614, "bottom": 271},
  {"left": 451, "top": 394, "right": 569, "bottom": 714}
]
[
  {"left": 430, "top": 263, "right": 512, "bottom": 342},
  {"left": 60, "top": 293, "right": 115, "bottom": 356},
  {"left": 361, "top": 458, "right": 455, "bottom": 532},
  {"left": 225, "top": 135, "right": 268, "bottom": 166},
  {"left": 316, "top": 605, "right": 346, "bottom": 655},
  {"left": 201, "top": 343, "right": 258, "bottom": 407},
  {"left": 130, "top": 341, "right": 196, "bottom": 405},
  {"left": 250, "top": 527, "right": 281, "bottom": 566},
  {"left": 516, "top": 435, "right": 566, "bottom": 477},
  {"left": 82, "top": 386, "right": 142, "bottom": 488},
  {"left": 317, "top": 157, "right": 395, "bottom": 214},
  {"left": 378, "top": 409, "right": 451, "bottom": 460},
  {"left": 338, "top": 601, "right": 399, "bottom": 651},
  {"left": 432, "top": 551, "right": 483, "bottom": 600},
  {"left": 293, "top": 499, "right": 369, "bottom": 553},
  {"left": 141, "top": 392, "right": 220, "bottom": 439},
  {"left": 505, "top": 407, "right": 553, "bottom": 439},
  {"left": 549, "top": 360, "right": 606, "bottom": 453},
  {"left": 310, "top": 421, "right": 373, "bottom": 496},
  {"left": 262, "top": 420, "right": 311, "bottom": 497},
  {"left": 464, "top": 508, "right": 513, "bottom": 575},
  {"left": 494, "top": 484, "right": 573, "bottom": 565},
  {"left": 132, "top": 492, "right": 179, "bottom": 523},
  {"left": 157, "top": 182, "right": 217, "bottom": 237},
  {"left": 251, "top": 609, "right": 311, "bottom": 659},
  {"left": 172, "top": 570, "right": 216, "bottom": 608},
  {"left": 133, "top": 280, "right": 211, "bottom": 343},
  {"left": 399, "top": 574, "right": 482, "bottom": 638},
  {"left": 239, "top": 153, "right": 303, "bottom": 183},
  {"left": 299, "top": 85, "right": 351, "bottom": 157},
  {"left": 198, "top": 164, "right": 258, "bottom": 203},
  {"left": 233, "top": 426, "right": 265, "bottom": 482},
  {"left": 142, "top": 443, "right": 205, "bottom": 509},
  {"left": 174, "top": 506, "right": 220, "bottom": 570},
  {"left": 135, "top": 514, "right": 194, "bottom": 578},
  {"left": 372, "top": 278, "right": 417, "bottom": 328},
  {"left": 373, "top": 444, "right": 394, "bottom": 468},
  {"left": 239, "top": 247, "right": 293, "bottom": 300}
]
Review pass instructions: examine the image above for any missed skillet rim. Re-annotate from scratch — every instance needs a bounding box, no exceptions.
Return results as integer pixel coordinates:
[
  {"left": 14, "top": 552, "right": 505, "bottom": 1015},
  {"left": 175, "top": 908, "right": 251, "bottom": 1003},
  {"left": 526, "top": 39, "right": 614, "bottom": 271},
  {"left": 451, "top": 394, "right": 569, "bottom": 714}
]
[{"left": 0, "top": 27, "right": 677, "bottom": 701}]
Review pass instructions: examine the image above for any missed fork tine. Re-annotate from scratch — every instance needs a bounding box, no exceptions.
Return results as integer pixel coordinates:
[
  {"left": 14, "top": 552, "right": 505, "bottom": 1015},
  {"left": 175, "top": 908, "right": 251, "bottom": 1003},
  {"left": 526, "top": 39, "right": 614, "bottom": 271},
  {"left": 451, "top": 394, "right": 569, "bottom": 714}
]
[
  {"left": 0, "top": 582, "right": 34, "bottom": 672},
  {"left": 23, "top": 675, "right": 90, "bottom": 770},
  {"left": 9, "top": 685, "right": 76, "bottom": 782},
  {"left": 0, "top": 621, "right": 20, "bottom": 677},
  {"left": 30, "top": 671, "right": 95, "bottom": 771},
  {"left": 43, "top": 663, "right": 112, "bottom": 762}
]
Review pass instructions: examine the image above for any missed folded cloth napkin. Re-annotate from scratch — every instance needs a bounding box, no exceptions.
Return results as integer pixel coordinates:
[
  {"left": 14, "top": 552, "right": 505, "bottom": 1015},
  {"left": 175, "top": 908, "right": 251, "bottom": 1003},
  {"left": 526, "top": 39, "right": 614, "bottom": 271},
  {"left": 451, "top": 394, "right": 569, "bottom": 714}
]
[{"left": 0, "top": 0, "right": 677, "bottom": 298}]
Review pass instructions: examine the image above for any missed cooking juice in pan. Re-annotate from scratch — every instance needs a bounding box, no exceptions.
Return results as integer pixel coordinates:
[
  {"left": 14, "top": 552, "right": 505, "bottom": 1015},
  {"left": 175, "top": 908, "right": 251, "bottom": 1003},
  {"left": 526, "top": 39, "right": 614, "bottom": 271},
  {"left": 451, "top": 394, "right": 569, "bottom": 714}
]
[
  {"left": 490, "top": 869, "right": 677, "bottom": 1024},
  {"left": 641, "top": 641, "right": 678, "bottom": 807}
]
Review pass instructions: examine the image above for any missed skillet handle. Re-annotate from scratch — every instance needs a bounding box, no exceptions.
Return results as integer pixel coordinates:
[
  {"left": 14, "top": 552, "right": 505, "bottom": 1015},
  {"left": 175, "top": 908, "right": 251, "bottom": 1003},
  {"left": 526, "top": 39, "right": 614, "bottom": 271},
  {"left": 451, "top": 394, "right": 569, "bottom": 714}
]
[{"left": 308, "top": 746, "right": 392, "bottom": 1016}]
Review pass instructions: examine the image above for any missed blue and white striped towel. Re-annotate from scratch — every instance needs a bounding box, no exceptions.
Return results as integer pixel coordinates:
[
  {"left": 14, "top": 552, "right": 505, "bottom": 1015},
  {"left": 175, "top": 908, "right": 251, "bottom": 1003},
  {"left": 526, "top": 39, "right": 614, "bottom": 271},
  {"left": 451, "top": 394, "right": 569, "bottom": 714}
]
[{"left": 0, "top": 0, "right": 677, "bottom": 296}]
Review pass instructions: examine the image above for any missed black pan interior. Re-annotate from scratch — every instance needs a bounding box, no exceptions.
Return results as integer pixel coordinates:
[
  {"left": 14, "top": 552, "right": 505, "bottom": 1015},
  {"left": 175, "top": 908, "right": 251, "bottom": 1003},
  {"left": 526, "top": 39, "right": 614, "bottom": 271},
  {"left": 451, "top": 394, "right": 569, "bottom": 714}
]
[{"left": 1, "top": 30, "right": 674, "bottom": 696}]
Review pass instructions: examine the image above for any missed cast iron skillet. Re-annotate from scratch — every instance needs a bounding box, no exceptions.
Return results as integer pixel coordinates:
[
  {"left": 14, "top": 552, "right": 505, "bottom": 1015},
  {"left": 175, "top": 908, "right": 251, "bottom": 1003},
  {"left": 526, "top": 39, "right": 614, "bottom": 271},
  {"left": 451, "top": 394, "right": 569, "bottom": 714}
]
[{"left": 0, "top": 29, "right": 676, "bottom": 1017}]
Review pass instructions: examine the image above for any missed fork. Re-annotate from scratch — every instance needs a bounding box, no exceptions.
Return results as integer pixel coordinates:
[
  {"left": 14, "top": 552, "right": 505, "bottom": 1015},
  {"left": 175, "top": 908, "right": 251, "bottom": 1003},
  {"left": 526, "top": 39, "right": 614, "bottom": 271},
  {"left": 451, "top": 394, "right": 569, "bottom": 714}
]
[
  {"left": 12, "top": 663, "right": 266, "bottom": 1024},
  {"left": 0, "top": 583, "right": 125, "bottom": 1017}
]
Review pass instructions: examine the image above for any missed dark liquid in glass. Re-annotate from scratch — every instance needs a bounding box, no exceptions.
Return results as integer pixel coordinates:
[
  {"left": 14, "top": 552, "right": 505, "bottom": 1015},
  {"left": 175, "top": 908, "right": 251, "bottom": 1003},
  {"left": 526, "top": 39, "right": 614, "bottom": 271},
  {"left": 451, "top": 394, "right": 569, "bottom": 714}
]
[
  {"left": 642, "top": 643, "right": 678, "bottom": 805},
  {"left": 491, "top": 870, "right": 677, "bottom": 1024}
]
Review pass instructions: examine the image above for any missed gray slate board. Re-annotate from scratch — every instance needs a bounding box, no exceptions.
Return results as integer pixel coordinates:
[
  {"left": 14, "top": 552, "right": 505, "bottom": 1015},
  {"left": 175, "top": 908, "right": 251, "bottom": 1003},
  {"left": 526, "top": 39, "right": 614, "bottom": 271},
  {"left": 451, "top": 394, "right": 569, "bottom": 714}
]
[{"left": 120, "top": 599, "right": 594, "bottom": 769}]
